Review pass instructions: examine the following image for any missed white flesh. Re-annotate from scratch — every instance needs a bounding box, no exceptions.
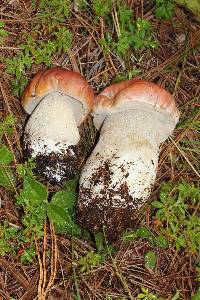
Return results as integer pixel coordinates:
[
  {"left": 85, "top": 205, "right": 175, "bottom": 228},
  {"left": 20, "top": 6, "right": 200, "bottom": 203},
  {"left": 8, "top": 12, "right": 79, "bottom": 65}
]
[
  {"left": 25, "top": 92, "right": 80, "bottom": 155},
  {"left": 24, "top": 92, "right": 81, "bottom": 182},
  {"left": 79, "top": 106, "right": 175, "bottom": 210}
]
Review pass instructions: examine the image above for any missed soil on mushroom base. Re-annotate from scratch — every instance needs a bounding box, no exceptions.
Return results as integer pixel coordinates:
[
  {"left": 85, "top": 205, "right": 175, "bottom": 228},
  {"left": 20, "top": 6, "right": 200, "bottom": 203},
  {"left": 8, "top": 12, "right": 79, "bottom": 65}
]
[
  {"left": 23, "top": 125, "right": 89, "bottom": 184},
  {"left": 77, "top": 191, "right": 140, "bottom": 242},
  {"left": 76, "top": 158, "right": 152, "bottom": 242}
]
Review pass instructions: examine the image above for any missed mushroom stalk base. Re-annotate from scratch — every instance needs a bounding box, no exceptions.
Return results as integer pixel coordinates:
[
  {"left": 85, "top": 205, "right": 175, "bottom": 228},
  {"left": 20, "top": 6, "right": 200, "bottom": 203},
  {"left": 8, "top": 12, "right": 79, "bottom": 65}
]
[{"left": 77, "top": 109, "right": 164, "bottom": 241}]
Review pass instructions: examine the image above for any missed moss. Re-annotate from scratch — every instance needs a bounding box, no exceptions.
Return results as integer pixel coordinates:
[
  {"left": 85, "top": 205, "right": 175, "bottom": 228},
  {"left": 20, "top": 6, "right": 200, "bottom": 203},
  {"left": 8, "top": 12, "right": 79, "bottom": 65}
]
[{"left": 175, "top": 0, "right": 200, "bottom": 21}]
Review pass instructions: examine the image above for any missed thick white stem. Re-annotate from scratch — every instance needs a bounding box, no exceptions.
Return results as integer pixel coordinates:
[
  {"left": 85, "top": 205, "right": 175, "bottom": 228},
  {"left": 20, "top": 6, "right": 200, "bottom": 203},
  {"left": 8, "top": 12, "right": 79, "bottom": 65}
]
[
  {"left": 25, "top": 92, "right": 80, "bottom": 157},
  {"left": 79, "top": 110, "right": 163, "bottom": 210}
]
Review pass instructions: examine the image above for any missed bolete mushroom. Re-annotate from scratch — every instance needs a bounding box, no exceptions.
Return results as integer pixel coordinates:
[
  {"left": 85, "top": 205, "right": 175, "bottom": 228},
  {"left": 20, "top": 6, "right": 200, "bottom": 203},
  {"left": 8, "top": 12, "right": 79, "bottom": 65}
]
[
  {"left": 22, "top": 67, "right": 93, "bottom": 183},
  {"left": 76, "top": 79, "right": 180, "bottom": 241}
]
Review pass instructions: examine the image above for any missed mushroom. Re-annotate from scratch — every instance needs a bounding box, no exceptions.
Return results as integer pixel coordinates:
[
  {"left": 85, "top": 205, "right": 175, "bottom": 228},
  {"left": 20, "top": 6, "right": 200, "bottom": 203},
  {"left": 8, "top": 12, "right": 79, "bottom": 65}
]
[
  {"left": 76, "top": 79, "right": 180, "bottom": 241},
  {"left": 21, "top": 67, "right": 93, "bottom": 183}
]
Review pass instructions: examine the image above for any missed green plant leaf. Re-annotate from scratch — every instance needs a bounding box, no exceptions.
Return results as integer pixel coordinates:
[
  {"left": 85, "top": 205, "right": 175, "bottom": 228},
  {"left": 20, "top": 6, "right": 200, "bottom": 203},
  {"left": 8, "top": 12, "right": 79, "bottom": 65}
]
[
  {"left": 19, "top": 247, "right": 36, "bottom": 264},
  {"left": 94, "top": 232, "right": 104, "bottom": 253},
  {"left": 191, "top": 289, "right": 200, "bottom": 300},
  {"left": 171, "top": 290, "right": 180, "bottom": 300},
  {"left": 175, "top": 235, "right": 186, "bottom": 250},
  {"left": 51, "top": 190, "right": 77, "bottom": 211},
  {"left": 78, "top": 251, "right": 103, "bottom": 273},
  {"left": 0, "top": 167, "right": 15, "bottom": 190},
  {"left": 141, "top": 287, "right": 148, "bottom": 293},
  {"left": 0, "top": 239, "right": 12, "bottom": 256},
  {"left": 54, "top": 27, "right": 72, "bottom": 52},
  {"left": 145, "top": 251, "right": 157, "bottom": 269},
  {"left": 48, "top": 203, "right": 81, "bottom": 235},
  {"left": 16, "top": 158, "right": 36, "bottom": 179},
  {"left": 48, "top": 190, "right": 78, "bottom": 231},
  {"left": 151, "top": 201, "right": 164, "bottom": 209},
  {"left": 92, "top": 0, "right": 113, "bottom": 17},
  {"left": 0, "top": 146, "right": 14, "bottom": 164},
  {"left": 16, "top": 177, "right": 48, "bottom": 209},
  {"left": 63, "top": 176, "right": 79, "bottom": 193},
  {"left": 153, "top": 182, "right": 200, "bottom": 253},
  {"left": 136, "top": 227, "right": 153, "bottom": 239},
  {"left": 0, "top": 21, "right": 8, "bottom": 45},
  {"left": 155, "top": 0, "right": 175, "bottom": 19},
  {"left": 154, "top": 235, "right": 169, "bottom": 248},
  {"left": 137, "top": 294, "right": 145, "bottom": 299},
  {"left": 122, "top": 230, "right": 137, "bottom": 241}
]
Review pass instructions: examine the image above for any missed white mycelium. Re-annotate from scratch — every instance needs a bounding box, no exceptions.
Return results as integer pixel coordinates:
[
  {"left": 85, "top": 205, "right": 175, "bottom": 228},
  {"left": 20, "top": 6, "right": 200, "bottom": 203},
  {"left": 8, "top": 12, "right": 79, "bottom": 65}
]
[
  {"left": 24, "top": 92, "right": 81, "bottom": 182},
  {"left": 79, "top": 103, "right": 177, "bottom": 209}
]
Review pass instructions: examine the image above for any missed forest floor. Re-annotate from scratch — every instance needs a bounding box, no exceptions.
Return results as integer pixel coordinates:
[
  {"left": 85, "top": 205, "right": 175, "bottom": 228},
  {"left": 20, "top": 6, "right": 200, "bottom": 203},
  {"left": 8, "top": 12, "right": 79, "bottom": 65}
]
[{"left": 0, "top": 1, "right": 199, "bottom": 299}]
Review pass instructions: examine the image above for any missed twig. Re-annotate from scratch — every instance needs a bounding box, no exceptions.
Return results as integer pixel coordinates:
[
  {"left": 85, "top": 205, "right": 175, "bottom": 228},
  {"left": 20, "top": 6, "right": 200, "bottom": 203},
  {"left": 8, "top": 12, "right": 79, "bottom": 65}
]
[
  {"left": 103, "top": 227, "right": 134, "bottom": 300},
  {"left": 35, "top": 234, "right": 44, "bottom": 300},
  {"left": 45, "top": 222, "right": 58, "bottom": 293},
  {"left": 71, "top": 237, "right": 82, "bottom": 300},
  {"left": 169, "top": 137, "right": 200, "bottom": 178},
  {"left": 41, "top": 219, "right": 47, "bottom": 297}
]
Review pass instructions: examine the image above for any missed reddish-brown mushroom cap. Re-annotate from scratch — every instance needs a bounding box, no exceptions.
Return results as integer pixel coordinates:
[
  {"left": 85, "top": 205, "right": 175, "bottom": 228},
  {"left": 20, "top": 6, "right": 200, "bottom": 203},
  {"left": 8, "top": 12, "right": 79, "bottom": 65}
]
[
  {"left": 21, "top": 71, "right": 44, "bottom": 107},
  {"left": 21, "top": 67, "right": 94, "bottom": 116},
  {"left": 97, "top": 78, "right": 138, "bottom": 100},
  {"left": 94, "top": 79, "right": 180, "bottom": 124},
  {"left": 93, "top": 79, "right": 140, "bottom": 111}
]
